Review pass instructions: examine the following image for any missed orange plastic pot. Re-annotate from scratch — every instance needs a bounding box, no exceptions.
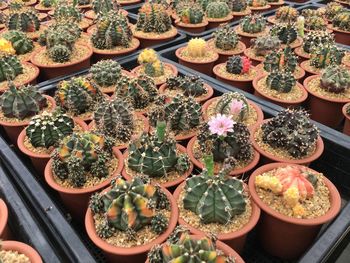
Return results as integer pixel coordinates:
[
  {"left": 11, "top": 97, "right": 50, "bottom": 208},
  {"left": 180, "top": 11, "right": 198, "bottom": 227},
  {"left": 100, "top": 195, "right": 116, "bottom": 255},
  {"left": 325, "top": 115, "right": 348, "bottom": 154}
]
[
  {"left": 175, "top": 20, "right": 209, "bottom": 33},
  {"left": 328, "top": 24, "right": 350, "bottom": 45},
  {"left": 131, "top": 63, "right": 178, "bottom": 86},
  {"left": 0, "top": 199, "right": 10, "bottom": 240},
  {"left": 1, "top": 241, "right": 42, "bottom": 263},
  {"left": 206, "top": 15, "right": 233, "bottom": 29}
]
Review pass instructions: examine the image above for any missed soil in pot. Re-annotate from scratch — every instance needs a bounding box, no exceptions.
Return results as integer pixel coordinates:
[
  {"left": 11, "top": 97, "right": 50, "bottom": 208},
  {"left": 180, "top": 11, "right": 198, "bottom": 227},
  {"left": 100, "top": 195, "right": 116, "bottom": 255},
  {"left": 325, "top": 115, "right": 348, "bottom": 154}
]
[
  {"left": 300, "top": 60, "right": 324, "bottom": 76},
  {"left": 174, "top": 19, "right": 209, "bottom": 33},
  {"left": 206, "top": 14, "right": 233, "bottom": 29},
  {"left": 235, "top": 26, "right": 270, "bottom": 47},
  {"left": 132, "top": 25, "right": 178, "bottom": 48},
  {"left": 255, "top": 63, "right": 306, "bottom": 81},
  {"left": 0, "top": 241, "right": 42, "bottom": 263},
  {"left": 342, "top": 102, "right": 350, "bottom": 135},
  {"left": 208, "top": 39, "right": 246, "bottom": 64},
  {"left": 0, "top": 199, "right": 10, "bottom": 240},
  {"left": 131, "top": 63, "right": 178, "bottom": 86}
]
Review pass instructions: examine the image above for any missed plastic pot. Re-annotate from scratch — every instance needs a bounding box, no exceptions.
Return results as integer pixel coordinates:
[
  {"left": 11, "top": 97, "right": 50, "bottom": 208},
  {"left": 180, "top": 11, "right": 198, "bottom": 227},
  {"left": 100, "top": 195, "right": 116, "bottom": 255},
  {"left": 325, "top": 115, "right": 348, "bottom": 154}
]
[
  {"left": 342, "top": 102, "right": 350, "bottom": 136},
  {"left": 133, "top": 27, "right": 178, "bottom": 48},
  {"left": 0, "top": 199, "right": 9, "bottom": 240},
  {"left": 131, "top": 63, "right": 178, "bottom": 86},
  {"left": 206, "top": 15, "right": 233, "bottom": 29},
  {"left": 328, "top": 24, "right": 350, "bottom": 45},
  {"left": 1, "top": 241, "right": 42, "bottom": 263},
  {"left": 175, "top": 20, "right": 209, "bottom": 33}
]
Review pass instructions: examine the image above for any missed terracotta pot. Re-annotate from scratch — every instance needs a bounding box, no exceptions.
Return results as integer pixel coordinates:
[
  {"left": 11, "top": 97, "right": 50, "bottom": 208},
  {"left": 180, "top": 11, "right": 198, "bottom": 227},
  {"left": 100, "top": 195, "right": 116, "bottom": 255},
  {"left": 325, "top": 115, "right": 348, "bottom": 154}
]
[
  {"left": 300, "top": 60, "right": 323, "bottom": 77},
  {"left": 248, "top": 162, "right": 341, "bottom": 259},
  {"left": 175, "top": 19, "right": 209, "bottom": 33},
  {"left": 252, "top": 74, "right": 308, "bottom": 108},
  {"left": 87, "top": 113, "right": 149, "bottom": 150},
  {"left": 243, "top": 48, "right": 265, "bottom": 66},
  {"left": 187, "top": 136, "right": 260, "bottom": 176},
  {"left": 235, "top": 26, "right": 270, "bottom": 49},
  {"left": 342, "top": 102, "right": 350, "bottom": 136},
  {"left": 201, "top": 97, "right": 264, "bottom": 129},
  {"left": 158, "top": 82, "right": 214, "bottom": 103},
  {"left": 122, "top": 144, "right": 194, "bottom": 190},
  {"left": 0, "top": 95, "right": 56, "bottom": 145},
  {"left": 0, "top": 199, "right": 10, "bottom": 240},
  {"left": 131, "top": 63, "right": 178, "bottom": 86},
  {"left": 294, "top": 46, "right": 310, "bottom": 63},
  {"left": 118, "top": 0, "right": 141, "bottom": 6},
  {"left": 23, "top": 0, "right": 37, "bottom": 6},
  {"left": 176, "top": 47, "right": 219, "bottom": 76},
  {"left": 335, "top": 0, "right": 350, "bottom": 6},
  {"left": 1, "top": 241, "right": 42, "bottom": 263},
  {"left": 30, "top": 44, "right": 93, "bottom": 80},
  {"left": 34, "top": 3, "right": 53, "bottom": 12},
  {"left": 213, "top": 63, "right": 258, "bottom": 93},
  {"left": 85, "top": 185, "right": 178, "bottom": 263},
  {"left": 328, "top": 24, "right": 350, "bottom": 45},
  {"left": 255, "top": 63, "right": 306, "bottom": 82},
  {"left": 232, "top": 9, "right": 252, "bottom": 22},
  {"left": 206, "top": 14, "right": 233, "bottom": 29},
  {"left": 133, "top": 27, "right": 178, "bottom": 48},
  {"left": 44, "top": 148, "right": 124, "bottom": 220},
  {"left": 208, "top": 39, "right": 246, "bottom": 64},
  {"left": 266, "top": 0, "right": 284, "bottom": 11},
  {"left": 17, "top": 118, "right": 88, "bottom": 176},
  {"left": 249, "top": 5, "right": 271, "bottom": 13},
  {"left": 173, "top": 182, "right": 260, "bottom": 254},
  {"left": 251, "top": 120, "right": 324, "bottom": 166},
  {"left": 304, "top": 75, "right": 350, "bottom": 128},
  {"left": 0, "top": 2, "right": 8, "bottom": 10}
]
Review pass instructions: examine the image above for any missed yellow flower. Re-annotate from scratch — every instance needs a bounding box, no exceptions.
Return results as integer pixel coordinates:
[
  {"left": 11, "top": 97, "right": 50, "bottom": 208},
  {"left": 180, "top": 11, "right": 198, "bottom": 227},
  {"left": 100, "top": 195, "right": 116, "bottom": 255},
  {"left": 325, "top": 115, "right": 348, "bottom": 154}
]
[
  {"left": 255, "top": 175, "right": 283, "bottom": 194},
  {"left": 138, "top": 49, "right": 158, "bottom": 64},
  {"left": 0, "top": 39, "right": 16, "bottom": 55},
  {"left": 283, "top": 186, "right": 300, "bottom": 207}
]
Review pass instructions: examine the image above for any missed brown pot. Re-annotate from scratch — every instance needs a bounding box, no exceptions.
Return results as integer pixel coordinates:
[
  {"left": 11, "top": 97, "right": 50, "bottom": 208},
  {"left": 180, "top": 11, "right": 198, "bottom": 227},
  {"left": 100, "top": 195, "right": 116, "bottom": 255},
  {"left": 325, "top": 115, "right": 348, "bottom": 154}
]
[
  {"left": 0, "top": 95, "right": 56, "bottom": 145},
  {"left": 252, "top": 74, "right": 308, "bottom": 108},
  {"left": 23, "top": 0, "right": 37, "bottom": 6},
  {"left": 304, "top": 75, "right": 350, "bottom": 128},
  {"left": 208, "top": 39, "right": 246, "bottom": 64},
  {"left": 118, "top": 0, "right": 141, "bottom": 6},
  {"left": 34, "top": 3, "right": 53, "bottom": 12},
  {"left": 266, "top": 0, "right": 284, "bottom": 11},
  {"left": 30, "top": 44, "right": 93, "bottom": 80},
  {"left": 17, "top": 118, "right": 88, "bottom": 176},
  {"left": 232, "top": 9, "right": 252, "bottom": 21},
  {"left": 187, "top": 136, "right": 260, "bottom": 176},
  {"left": 335, "top": 0, "right": 350, "bottom": 7},
  {"left": 328, "top": 24, "right": 350, "bottom": 45},
  {"left": 122, "top": 144, "right": 194, "bottom": 190},
  {"left": 44, "top": 148, "right": 124, "bottom": 220},
  {"left": 174, "top": 182, "right": 260, "bottom": 254},
  {"left": 248, "top": 162, "right": 341, "bottom": 259},
  {"left": 175, "top": 19, "right": 209, "bottom": 33},
  {"left": 206, "top": 14, "right": 233, "bottom": 29},
  {"left": 255, "top": 63, "right": 306, "bottom": 82},
  {"left": 294, "top": 46, "right": 310, "bottom": 63},
  {"left": 0, "top": 2, "right": 8, "bottom": 10},
  {"left": 251, "top": 120, "right": 324, "bottom": 166},
  {"left": 235, "top": 26, "right": 270, "bottom": 49},
  {"left": 0, "top": 199, "right": 10, "bottom": 240},
  {"left": 243, "top": 48, "right": 265, "bottom": 66},
  {"left": 342, "top": 102, "right": 350, "bottom": 136},
  {"left": 158, "top": 82, "right": 214, "bottom": 103},
  {"left": 300, "top": 60, "right": 323, "bottom": 77},
  {"left": 249, "top": 5, "right": 271, "bottom": 13},
  {"left": 131, "top": 63, "right": 178, "bottom": 86},
  {"left": 175, "top": 46, "right": 219, "bottom": 76},
  {"left": 1, "top": 241, "right": 42, "bottom": 263},
  {"left": 133, "top": 27, "right": 178, "bottom": 48},
  {"left": 85, "top": 185, "right": 178, "bottom": 263}
]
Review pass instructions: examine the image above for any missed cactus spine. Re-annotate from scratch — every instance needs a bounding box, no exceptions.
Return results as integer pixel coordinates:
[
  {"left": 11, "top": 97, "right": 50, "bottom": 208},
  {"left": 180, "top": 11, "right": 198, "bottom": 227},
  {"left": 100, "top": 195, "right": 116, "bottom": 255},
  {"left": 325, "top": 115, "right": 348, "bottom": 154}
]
[
  {"left": 320, "top": 65, "right": 350, "bottom": 94},
  {"left": 266, "top": 70, "right": 296, "bottom": 93},
  {"left": 0, "top": 53, "right": 23, "bottom": 82},
  {"left": 136, "top": 3, "right": 172, "bottom": 34},
  {"left": 213, "top": 25, "right": 240, "bottom": 51},
  {"left": 89, "top": 59, "right": 122, "bottom": 87}
]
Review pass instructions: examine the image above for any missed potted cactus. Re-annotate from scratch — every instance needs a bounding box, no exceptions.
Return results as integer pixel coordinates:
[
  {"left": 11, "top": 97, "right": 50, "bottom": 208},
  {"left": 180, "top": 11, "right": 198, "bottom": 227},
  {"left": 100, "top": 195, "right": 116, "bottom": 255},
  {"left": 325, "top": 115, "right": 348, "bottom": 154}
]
[
  {"left": 176, "top": 38, "right": 219, "bottom": 76},
  {"left": 249, "top": 163, "right": 341, "bottom": 259},
  {"left": 0, "top": 240, "right": 43, "bottom": 263},
  {"left": 174, "top": 2, "right": 208, "bottom": 33},
  {"left": 270, "top": 23, "right": 302, "bottom": 49},
  {"left": 0, "top": 0, "right": 7, "bottom": 10},
  {"left": 301, "top": 8, "right": 324, "bottom": 19},
  {"left": 187, "top": 114, "right": 260, "bottom": 176},
  {"left": 235, "top": 14, "right": 269, "bottom": 47},
  {"left": 35, "top": 0, "right": 56, "bottom": 12},
  {"left": 342, "top": 102, "right": 350, "bottom": 135},
  {"left": 266, "top": 0, "right": 284, "bottom": 10},
  {"left": 122, "top": 121, "right": 193, "bottom": 189},
  {"left": 159, "top": 75, "right": 214, "bottom": 103},
  {"left": 88, "top": 98, "right": 149, "bottom": 150},
  {"left": 251, "top": 109, "right": 324, "bottom": 165},
  {"left": 247, "top": 0, "right": 271, "bottom": 13},
  {"left": 303, "top": 65, "right": 350, "bottom": 128},
  {"left": 304, "top": 15, "right": 329, "bottom": 33},
  {"left": 133, "top": 3, "right": 177, "bottom": 48},
  {"left": 228, "top": 0, "right": 251, "bottom": 21},
  {"left": 335, "top": 0, "right": 350, "bottom": 6},
  {"left": 0, "top": 199, "right": 9, "bottom": 240},
  {"left": 90, "top": 10, "right": 139, "bottom": 62},
  {"left": 0, "top": 83, "right": 55, "bottom": 144},
  {"left": 253, "top": 70, "right": 308, "bottom": 108},
  {"left": 172, "top": 155, "right": 260, "bottom": 253},
  {"left": 17, "top": 109, "right": 88, "bottom": 175},
  {"left": 244, "top": 35, "right": 281, "bottom": 66},
  {"left": 329, "top": 11, "right": 350, "bottom": 45},
  {"left": 44, "top": 131, "right": 124, "bottom": 219},
  {"left": 85, "top": 176, "right": 178, "bottom": 263},
  {"left": 213, "top": 55, "right": 258, "bottom": 93},
  {"left": 268, "top": 6, "right": 299, "bottom": 24},
  {"left": 323, "top": 2, "right": 344, "bottom": 22},
  {"left": 132, "top": 49, "right": 178, "bottom": 86},
  {"left": 85, "top": 0, "right": 128, "bottom": 20},
  {"left": 205, "top": 1, "right": 233, "bottom": 29},
  {"left": 208, "top": 25, "right": 246, "bottom": 64}
]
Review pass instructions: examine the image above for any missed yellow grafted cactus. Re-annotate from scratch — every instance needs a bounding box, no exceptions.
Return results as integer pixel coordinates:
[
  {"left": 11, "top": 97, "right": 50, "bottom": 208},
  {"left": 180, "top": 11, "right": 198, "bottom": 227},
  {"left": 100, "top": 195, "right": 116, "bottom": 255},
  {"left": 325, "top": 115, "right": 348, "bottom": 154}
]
[
  {"left": 187, "top": 38, "right": 207, "bottom": 58},
  {"left": 292, "top": 203, "right": 305, "bottom": 217},
  {"left": 255, "top": 175, "right": 283, "bottom": 194},
  {"left": 283, "top": 186, "right": 300, "bottom": 207},
  {"left": 137, "top": 48, "right": 164, "bottom": 77},
  {"left": 0, "top": 38, "right": 16, "bottom": 55},
  {"left": 138, "top": 49, "right": 158, "bottom": 64}
]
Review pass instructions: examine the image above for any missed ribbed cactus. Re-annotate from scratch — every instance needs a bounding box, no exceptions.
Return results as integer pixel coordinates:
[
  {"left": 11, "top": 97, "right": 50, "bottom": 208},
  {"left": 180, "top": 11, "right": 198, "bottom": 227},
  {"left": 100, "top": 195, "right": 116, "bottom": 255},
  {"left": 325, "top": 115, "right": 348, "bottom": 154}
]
[
  {"left": 91, "top": 11, "right": 132, "bottom": 49},
  {"left": 228, "top": 0, "right": 247, "bottom": 12},
  {"left": 266, "top": 70, "right": 296, "bottom": 93},
  {"left": 186, "top": 38, "right": 207, "bottom": 58},
  {"left": 40, "top": 0, "right": 55, "bottom": 8},
  {"left": 89, "top": 60, "right": 121, "bottom": 87},
  {"left": 166, "top": 75, "right": 207, "bottom": 97},
  {"left": 213, "top": 25, "right": 240, "bottom": 51},
  {"left": 53, "top": 1, "right": 82, "bottom": 23},
  {"left": 0, "top": 83, "right": 47, "bottom": 119},
  {"left": 128, "top": 121, "right": 190, "bottom": 177},
  {"left": 214, "top": 92, "right": 249, "bottom": 122},
  {"left": 261, "top": 109, "right": 319, "bottom": 158},
  {"left": 206, "top": 1, "right": 230, "bottom": 19},
  {"left": 305, "top": 16, "right": 327, "bottom": 31},
  {"left": 56, "top": 77, "right": 104, "bottom": 115},
  {"left": 310, "top": 44, "right": 345, "bottom": 69},
  {"left": 270, "top": 24, "right": 298, "bottom": 45},
  {"left": 226, "top": 55, "right": 251, "bottom": 75},
  {"left": 92, "top": 0, "right": 118, "bottom": 16},
  {"left": 275, "top": 6, "right": 298, "bottom": 23},
  {"left": 240, "top": 14, "right": 267, "bottom": 33},
  {"left": 0, "top": 53, "right": 23, "bottom": 82},
  {"left": 136, "top": 3, "right": 172, "bottom": 33},
  {"left": 93, "top": 98, "right": 134, "bottom": 141},
  {"left": 137, "top": 49, "right": 164, "bottom": 78},
  {"left": 251, "top": 35, "right": 281, "bottom": 56},
  {"left": 3, "top": 31, "right": 34, "bottom": 55},
  {"left": 264, "top": 47, "right": 298, "bottom": 73},
  {"left": 333, "top": 11, "right": 350, "bottom": 32},
  {"left": 325, "top": 2, "right": 344, "bottom": 20},
  {"left": 320, "top": 65, "right": 350, "bottom": 94},
  {"left": 247, "top": 0, "right": 267, "bottom": 7},
  {"left": 302, "top": 31, "right": 334, "bottom": 54},
  {"left": 178, "top": 2, "right": 204, "bottom": 24},
  {"left": 7, "top": 9, "right": 40, "bottom": 32},
  {"left": 26, "top": 110, "right": 75, "bottom": 148},
  {"left": 301, "top": 9, "right": 321, "bottom": 18},
  {"left": 78, "top": 0, "right": 91, "bottom": 5}
]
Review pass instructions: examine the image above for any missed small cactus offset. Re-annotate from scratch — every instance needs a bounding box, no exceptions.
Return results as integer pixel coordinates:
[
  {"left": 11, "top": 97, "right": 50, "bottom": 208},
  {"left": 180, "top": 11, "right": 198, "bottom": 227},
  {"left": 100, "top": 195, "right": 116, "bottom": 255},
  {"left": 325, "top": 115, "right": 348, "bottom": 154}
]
[
  {"left": 206, "top": 1, "right": 230, "bottom": 19},
  {"left": 136, "top": 3, "right": 172, "bottom": 34},
  {"left": 128, "top": 121, "right": 190, "bottom": 178},
  {"left": 264, "top": 47, "right": 298, "bottom": 73},
  {"left": 137, "top": 49, "right": 164, "bottom": 78},
  {"left": 53, "top": 1, "right": 82, "bottom": 23},
  {"left": 302, "top": 31, "right": 334, "bottom": 54},
  {"left": 261, "top": 109, "right": 319, "bottom": 158},
  {"left": 320, "top": 65, "right": 350, "bottom": 94},
  {"left": 275, "top": 6, "right": 299, "bottom": 23},
  {"left": 251, "top": 35, "right": 281, "bottom": 56},
  {"left": 333, "top": 11, "right": 350, "bottom": 32},
  {"left": 89, "top": 60, "right": 121, "bottom": 87},
  {"left": 0, "top": 83, "right": 47, "bottom": 119},
  {"left": 324, "top": 2, "right": 344, "bottom": 20},
  {"left": 92, "top": 0, "right": 119, "bottom": 16},
  {"left": 6, "top": 9, "right": 40, "bottom": 32},
  {"left": 226, "top": 55, "right": 251, "bottom": 75},
  {"left": 304, "top": 16, "right": 327, "bottom": 31},
  {"left": 3, "top": 30, "right": 34, "bottom": 55},
  {"left": 310, "top": 44, "right": 345, "bottom": 69},
  {"left": 0, "top": 53, "right": 23, "bottom": 82},
  {"left": 185, "top": 38, "right": 207, "bottom": 58},
  {"left": 214, "top": 92, "right": 250, "bottom": 123},
  {"left": 166, "top": 75, "right": 207, "bottom": 97},
  {"left": 26, "top": 110, "right": 75, "bottom": 148},
  {"left": 266, "top": 70, "right": 296, "bottom": 93},
  {"left": 177, "top": 2, "right": 204, "bottom": 24},
  {"left": 270, "top": 24, "right": 298, "bottom": 45},
  {"left": 247, "top": 0, "right": 267, "bottom": 7},
  {"left": 240, "top": 14, "right": 267, "bottom": 34},
  {"left": 228, "top": 0, "right": 247, "bottom": 12},
  {"left": 213, "top": 25, "right": 240, "bottom": 51}
]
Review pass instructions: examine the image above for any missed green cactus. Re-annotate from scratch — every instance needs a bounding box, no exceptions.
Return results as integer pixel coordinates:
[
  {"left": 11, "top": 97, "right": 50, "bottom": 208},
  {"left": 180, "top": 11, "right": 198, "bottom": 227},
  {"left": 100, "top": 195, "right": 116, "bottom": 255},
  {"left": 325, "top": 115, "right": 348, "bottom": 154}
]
[
  {"left": 228, "top": 0, "right": 247, "bottom": 12},
  {"left": 3, "top": 30, "right": 34, "bottom": 55},
  {"left": 320, "top": 65, "right": 350, "bottom": 94},
  {"left": 247, "top": 0, "right": 267, "bottom": 7},
  {"left": 213, "top": 25, "right": 240, "bottom": 51},
  {"left": 263, "top": 47, "right": 298, "bottom": 73},
  {"left": 0, "top": 83, "right": 47, "bottom": 119},
  {"left": 266, "top": 70, "right": 296, "bottom": 93},
  {"left": 301, "top": 9, "right": 321, "bottom": 18},
  {"left": 91, "top": 11, "right": 132, "bottom": 49},
  {"left": 0, "top": 53, "right": 23, "bottom": 82},
  {"left": 40, "top": 0, "right": 55, "bottom": 8},
  {"left": 325, "top": 2, "right": 344, "bottom": 20},
  {"left": 78, "top": 0, "right": 91, "bottom": 5},
  {"left": 302, "top": 31, "right": 334, "bottom": 54},
  {"left": 92, "top": 0, "right": 118, "bottom": 16},
  {"left": 333, "top": 11, "right": 350, "bottom": 32},
  {"left": 7, "top": 9, "right": 40, "bottom": 32},
  {"left": 214, "top": 92, "right": 250, "bottom": 123},
  {"left": 251, "top": 35, "right": 281, "bottom": 56},
  {"left": 226, "top": 55, "right": 251, "bottom": 75},
  {"left": 275, "top": 6, "right": 299, "bottom": 23},
  {"left": 240, "top": 14, "right": 266, "bottom": 33},
  {"left": 310, "top": 44, "right": 345, "bottom": 69},
  {"left": 89, "top": 60, "right": 122, "bottom": 87},
  {"left": 177, "top": 2, "right": 204, "bottom": 24},
  {"left": 26, "top": 110, "right": 75, "bottom": 148},
  {"left": 166, "top": 75, "right": 207, "bottom": 97},
  {"left": 127, "top": 121, "right": 190, "bottom": 178},
  {"left": 270, "top": 24, "right": 298, "bottom": 45},
  {"left": 206, "top": 1, "right": 230, "bottom": 19},
  {"left": 136, "top": 3, "right": 172, "bottom": 34},
  {"left": 53, "top": 1, "right": 82, "bottom": 23},
  {"left": 304, "top": 16, "right": 327, "bottom": 31}
]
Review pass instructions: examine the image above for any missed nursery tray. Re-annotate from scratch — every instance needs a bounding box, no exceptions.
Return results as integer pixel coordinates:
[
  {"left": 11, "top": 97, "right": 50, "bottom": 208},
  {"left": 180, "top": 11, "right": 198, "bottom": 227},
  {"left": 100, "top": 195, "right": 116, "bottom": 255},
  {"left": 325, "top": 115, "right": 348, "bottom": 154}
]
[{"left": 0, "top": 54, "right": 348, "bottom": 263}]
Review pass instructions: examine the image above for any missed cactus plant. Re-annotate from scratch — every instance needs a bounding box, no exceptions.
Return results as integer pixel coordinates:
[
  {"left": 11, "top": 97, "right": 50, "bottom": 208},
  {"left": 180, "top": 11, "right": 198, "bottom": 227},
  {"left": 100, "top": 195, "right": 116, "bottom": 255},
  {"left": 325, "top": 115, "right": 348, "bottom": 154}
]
[
  {"left": 166, "top": 75, "right": 207, "bottom": 97},
  {"left": 247, "top": 0, "right": 267, "bottom": 7},
  {"left": 185, "top": 38, "right": 207, "bottom": 58},
  {"left": 78, "top": 0, "right": 91, "bottom": 5},
  {"left": 226, "top": 55, "right": 251, "bottom": 75},
  {"left": 137, "top": 49, "right": 164, "bottom": 78},
  {"left": 214, "top": 92, "right": 250, "bottom": 123},
  {"left": 302, "top": 31, "right": 335, "bottom": 54},
  {"left": 324, "top": 2, "right": 344, "bottom": 20},
  {"left": 301, "top": 9, "right": 321, "bottom": 18},
  {"left": 91, "top": 11, "right": 132, "bottom": 50},
  {"left": 213, "top": 25, "right": 240, "bottom": 51},
  {"left": 310, "top": 44, "right": 345, "bottom": 69},
  {"left": 177, "top": 2, "right": 204, "bottom": 24},
  {"left": 206, "top": 1, "right": 230, "bottom": 19},
  {"left": 260, "top": 109, "right": 319, "bottom": 158},
  {"left": 136, "top": 3, "right": 172, "bottom": 34},
  {"left": 275, "top": 6, "right": 298, "bottom": 23},
  {"left": 320, "top": 65, "right": 350, "bottom": 94},
  {"left": 0, "top": 83, "right": 47, "bottom": 119},
  {"left": 0, "top": 53, "right": 23, "bottom": 82},
  {"left": 92, "top": 0, "right": 118, "bottom": 16},
  {"left": 240, "top": 14, "right": 267, "bottom": 34},
  {"left": 6, "top": 9, "right": 40, "bottom": 32},
  {"left": 264, "top": 47, "right": 298, "bottom": 73},
  {"left": 40, "top": 0, "right": 55, "bottom": 8},
  {"left": 333, "top": 11, "right": 350, "bottom": 32},
  {"left": 89, "top": 59, "right": 122, "bottom": 87},
  {"left": 127, "top": 121, "right": 190, "bottom": 177},
  {"left": 26, "top": 110, "right": 75, "bottom": 148},
  {"left": 53, "top": 1, "right": 82, "bottom": 23},
  {"left": 266, "top": 70, "right": 296, "bottom": 93},
  {"left": 228, "top": 0, "right": 247, "bottom": 12},
  {"left": 2, "top": 30, "right": 34, "bottom": 55},
  {"left": 270, "top": 24, "right": 298, "bottom": 45},
  {"left": 251, "top": 35, "right": 281, "bottom": 56},
  {"left": 304, "top": 16, "right": 327, "bottom": 31}
]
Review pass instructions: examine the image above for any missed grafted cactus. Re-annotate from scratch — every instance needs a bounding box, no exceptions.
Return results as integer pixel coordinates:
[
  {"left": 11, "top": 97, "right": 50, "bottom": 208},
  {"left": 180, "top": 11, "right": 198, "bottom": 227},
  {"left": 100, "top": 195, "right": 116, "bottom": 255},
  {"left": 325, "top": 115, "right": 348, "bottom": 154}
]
[
  {"left": 333, "top": 11, "right": 350, "bottom": 32},
  {"left": 226, "top": 55, "right": 251, "bottom": 75},
  {"left": 213, "top": 25, "right": 240, "bottom": 51},
  {"left": 270, "top": 24, "right": 298, "bottom": 45},
  {"left": 137, "top": 49, "right": 164, "bottom": 78},
  {"left": 228, "top": 0, "right": 247, "bottom": 12},
  {"left": 206, "top": 1, "right": 230, "bottom": 19},
  {"left": 251, "top": 35, "right": 281, "bottom": 56},
  {"left": 92, "top": 0, "right": 119, "bottom": 16},
  {"left": 263, "top": 47, "right": 298, "bottom": 73},
  {"left": 266, "top": 70, "right": 296, "bottom": 93},
  {"left": 3, "top": 31, "right": 34, "bottom": 55},
  {"left": 310, "top": 44, "right": 345, "bottom": 69},
  {"left": 89, "top": 60, "right": 122, "bottom": 87},
  {"left": 240, "top": 14, "right": 266, "bottom": 33},
  {"left": 136, "top": 3, "right": 172, "bottom": 34},
  {"left": 0, "top": 53, "right": 23, "bottom": 82},
  {"left": 166, "top": 75, "right": 206, "bottom": 97},
  {"left": 302, "top": 31, "right": 334, "bottom": 54},
  {"left": 324, "top": 2, "right": 344, "bottom": 20},
  {"left": 214, "top": 92, "right": 249, "bottom": 122},
  {"left": 177, "top": 2, "right": 204, "bottom": 24},
  {"left": 0, "top": 83, "right": 47, "bottom": 119},
  {"left": 275, "top": 6, "right": 298, "bottom": 23},
  {"left": 320, "top": 65, "right": 350, "bottom": 94},
  {"left": 6, "top": 9, "right": 40, "bottom": 32}
]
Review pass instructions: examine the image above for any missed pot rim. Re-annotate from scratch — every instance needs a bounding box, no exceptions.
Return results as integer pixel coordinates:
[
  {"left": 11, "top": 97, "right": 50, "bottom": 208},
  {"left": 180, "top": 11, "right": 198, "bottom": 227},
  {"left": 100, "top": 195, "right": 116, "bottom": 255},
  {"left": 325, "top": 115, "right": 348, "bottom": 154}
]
[
  {"left": 255, "top": 63, "right": 306, "bottom": 80},
  {"left": 133, "top": 26, "right": 178, "bottom": 41},
  {"left": 175, "top": 46, "right": 219, "bottom": 65},
  {"left": 208, "top": 39, "right": 247, "bottom": 56},
  {"left": 131, "top": 63, "right": 178, "bottom": 86},
  {"left": 244, "top": 48, "right": 265, "bottom": 62},
  {"left": 342, "top": 102, "right": 350, "bottom": 121},
  {"left": 213, "top": 63, "right": 257, "bottom": 82},
  {"left": 0, "top": 199, "right": 8, "bottom": 237},
  {"left": 300, "top": 60, "right": 322, "bottom": 75},
  {"left": 92, "top": 38, "right": 140, "bottom": 55},
  {"left": 327, "top": 24, "right": 350, "bottom": 34},
  {"left": 175, "top": 19, "right": 209, "bottom": 28},
  {"left": 1, "top": 241, "right": 43, "bottom": 263},
  {"left": 207, "top": 14, "right": 233, "bottom": 23},
  {"left": 294, "top": 46, "right": 311, "bottom": 59}
]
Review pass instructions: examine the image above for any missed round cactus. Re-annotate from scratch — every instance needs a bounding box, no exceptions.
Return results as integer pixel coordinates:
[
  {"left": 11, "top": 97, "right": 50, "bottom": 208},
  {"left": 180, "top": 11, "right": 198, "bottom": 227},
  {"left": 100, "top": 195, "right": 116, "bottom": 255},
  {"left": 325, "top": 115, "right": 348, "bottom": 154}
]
[
  {"left": 302, "top": 31, "right": 334, "bottom": 54},
  {"left": 206, "top": 1, "right": 230, "bottom": 19},
  {"left": 7, "top": 10, "right": 40, "bottom": 32},
  {"left": 40, "top": 0, "right": 55, "bottom": 7},
  {"left": 228, "top": 0, "right": 247, "bottom": 12},
  {"left": 186, "top": 38, "right": 207, "bottom": 58},
  {"left": 178, "top": 2, "right": 204, "bottom": 24},
  {"left": 89, "top": 60, "right": 122, "bottom": 87},
  {"left": 0, "top": 53, "right": 24, "bottom": 82},
  {"left": 310, "top": 44, "right": 345, "bottom": 69},
  {"left": 240, "top": 14, "right": 266, "bottom": 33},
  {"left": 320, "top": 65, "right": 350, "bottom": 94},
  {"left": 333, "top": 11, "right": 350, "bottom": 32},
  {"left": 325, "top": 2, "right": 344, "bottom": 20},
  {"left": 53, "top": 2, "right": 82, "bottom": 23},
  {"left": 270, "top": 24, "right": 298, "bottom": 45},
  {"left": 226, "top": 55, "right": 251, "bottom": 75},
  {"left": 166, "top": 75, "right": 207, "bottom": 97},
  {"left": 3, "top": 31, "right": 34, "bottom": 55},
  {"left": 305, "top": 16, "right": 327, "bottom": 31},
  {"left": 92, "top": 0, "right": 119, "bottom": 16},
  {"left": 266, "top": 70, "right": 296, "bottom": 93},
  {"left": 301, "top": 8, "right": 321, "bottom": 18},
  {"left": 247, "top": 0, "right": 267, "bottom": 7},
  {"left": 275, "top": 6, "right": 298, "bottom": 23},
  {"left": 264, "top": 47, "right": 298, "bottom": 73},
  {"left": 251, "top": 35, "right": 281, "bottom": 56},
  {"left": 213, "top": 25, "right": 240, "bottom": 51},
  {"left": 137, "top": 49, "right": 164, "bottom": 78},
  {"left": 214, "top": 92, "right": 250, "bottom": 122},
  {"left": 136, "top": 3, "right": 172, "bottom": 34}
]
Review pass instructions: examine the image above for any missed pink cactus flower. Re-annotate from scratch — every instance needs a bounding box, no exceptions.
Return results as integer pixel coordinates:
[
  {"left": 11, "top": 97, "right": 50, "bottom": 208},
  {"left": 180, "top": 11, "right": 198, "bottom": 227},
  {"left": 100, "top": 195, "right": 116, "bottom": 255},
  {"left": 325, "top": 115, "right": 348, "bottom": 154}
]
[
  {"left": 229, "top": 99, "right": 244, "bottom": 117},
  {"left": 208, "top": 114, "right": 234, "bottom": 136}
]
